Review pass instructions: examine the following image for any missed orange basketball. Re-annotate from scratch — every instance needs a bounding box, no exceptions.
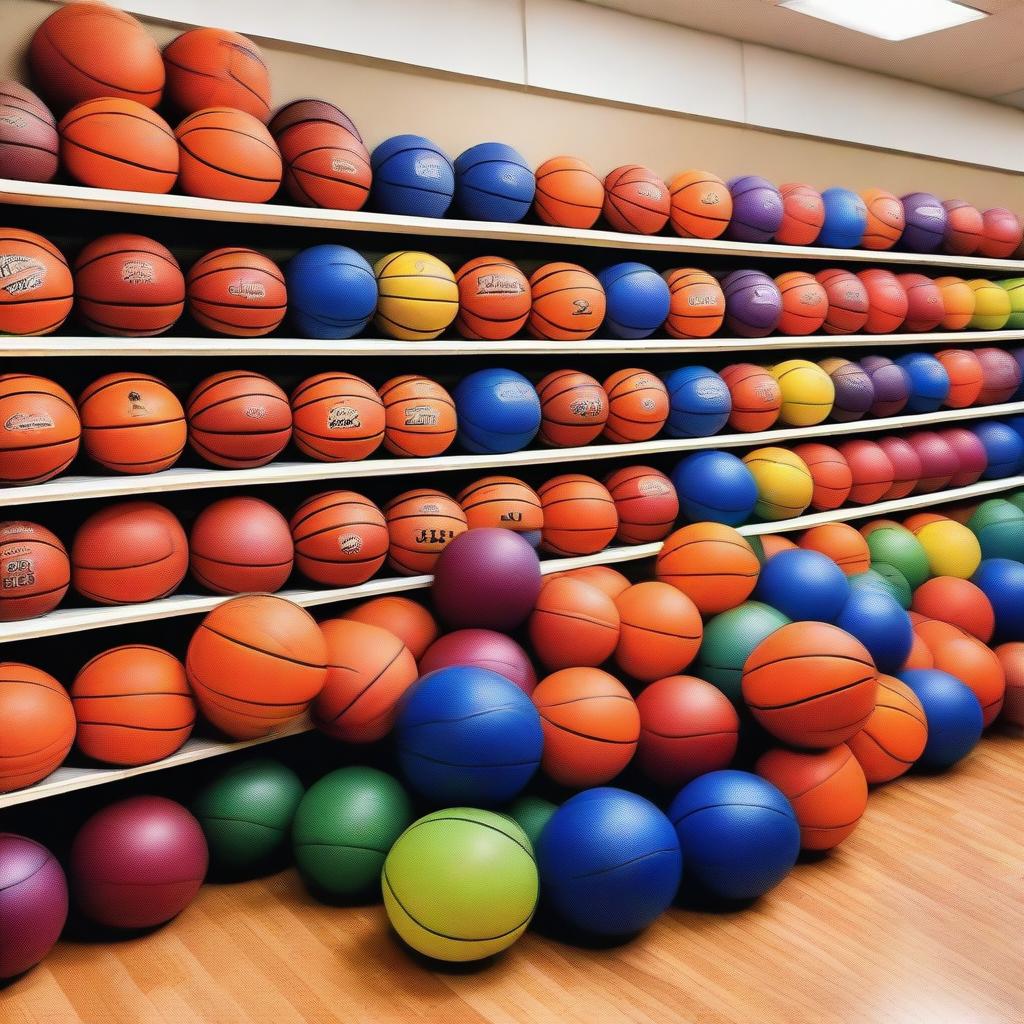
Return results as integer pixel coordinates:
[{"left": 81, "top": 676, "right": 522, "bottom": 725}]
[
  {"left": 79, "top": 371, "right": 186, "bottom": 474},
  {"left": 384, "top": 488, "right": 467, "bottom": 576},
  {"left": 815, "top": 268, "right": 869, "bottom": 335},
  {"left": 314, "top": 618, "right": 418, "bottom": 742},
  {"left": 290, "top": 372, "right": 384, "bottom": 462},
  {"left": 536, "top": 369, "right": 608, "bottom": 447},
  {"left": 0, "top": 521, "right": 69, "bottom": 620},
  {"left": 904, "top": 632, "right": 933, "bottom": 670},
  {"left": 186, "top": 247, "right": 287, "bottom": 336},
  {"left": 187, "top": 370, "right": 291, "bottom": 468},
  {"left": 72, "top": 645, "right": 194, "bottom": 766},
  {"left": 995, "top": 642, "right": 1024, "bottom": 728},
  {"left": 601, "top": 368, "right": 669, "bottom": 443},
  {"left": 457, "top": 475, "right": 543, "bottom": 543},
  {"left": 379, "top": 375, "right": 456, "bottom": 458},
  {"left": 756, "top": 744, "right": 868, "bottom": 850},
  {"left": 175, "top": 107, "right": 282, "bottom": 203},
  {"left": 186, "top": 594, "right": 327, "bottom": 739},
  {"left": 531, "top": 667, "right": 639, "bottom": 787},
  {"left": 0, "top": 228, "right": 73, "bottom": 336},
  {"left": 527, "top": 262, "right": 606, "bottom": 341},
  {"left": 942, "top": 200, "right": 983, "bottom": 256},
  {"left": 847, "top": 675, "right": 928, "bottom": 783},
  {"left": 289, "top": 490, "right": 387, "bottom": 587},
  {"left": 935, "top": 348, "right": 983, "bottom": 408},
  {"left": 860, "top": 188, "right": 905, "bottom": 250},
  {"left": 776, "top": 183, "right": 825, "bottom": 246},
  {"left": 925, "top": 632, "right": 1005, "bottom": 726},
  {"left": 74, "top": 234, "right": 184, "bottom": 336},
  {"left": 0, "top": 662, "right": 75, "bottom": 792},
  {"left": 654, "top": 523, "right": 759, "bottom": 616},
  {"left": 558, "top": 564, "right": 630, "bottom": 600},
  {"left": 0, "top": 373, "right": 80, "bottom": 485},
  {"left": 857, "top": 268, "right": 908, "bottom": 333},
  {"left": 533, "top": 157, "right": 604, "bottom": 229},
  {"left": 602, "top": 165, "right": 670, "bottom": 234},
  {"left": 614, "top": 581, "right": 702, "bottom": 682},
  {"left": 980, "top": 207, "right": 1023, "bottom": 259},
  {"left": 668, "top": 170, "right": 732, "bottom": 239},
  {"left": 340, "top": 595, "right": 438, "bottom": 661},
  {"left": 758, "top": 534, "right": 798, "bottom": 560},
  {"left": 798, "top": 523, "right": 870, "bottom": 575},
  {"left": 189, "top": 495, "right": 293, "bottom": 595},
  {"left": 913, "top": 617, "right": 966, "bottom": 652},
  {"left": 538, "top": 474, "right": 618, "bottom": 556},
  {"left": 59, "top": 98, "right": 177, "bottom": 192},
  {"left": 720, "top": 362, "right": 782, "bottom": 432},
  {"left": 603, "top": 465, "right": 678, "bottom": 544},
  {"left": 164, "top": 28, "right": 271, "bottom": 121},
  {"left": 663, "top": 268, "right": 726, "bottom": 339},
  {"left": 454, "top": 257, "right": 531, "bottom": 340},
  {"left": 278, "top": 121, "right": 370, "bottom": 211},
  {"left": 774, "top": 270, "right": 828, "bottom": 336},
  {"left": 911, "top": 576, "right": 994, "bottom": 643},
  {"left": 528, "top": 576, "right": 620, "bottom": 671},
  {"left": 790, "top": 440, "right": 856, "bottom": 512},
  {"left": 72, "top": 501, "right": 187, "bottom": 605},
  {"left": 742, "top": 622, "right": 878, "bottom": 747}
]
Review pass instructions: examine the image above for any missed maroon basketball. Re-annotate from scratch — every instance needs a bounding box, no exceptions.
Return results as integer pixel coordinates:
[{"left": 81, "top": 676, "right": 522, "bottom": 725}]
[
  {"left": 937, "top": 427, "right": 989, "bottom": 487},
  {"left": 875, "top": 436, "right": 922, "bottom": 500},
  {"left": 906, "top": 431, "right": 960, "bottom": 495},
  {"left": 418, "top": 629, "right": 537, "bottom": 694},
  {"left": 975, "top": 347, "right": 1022, "bottom": 406},
  {"left": 0, "top": 81, "right": 58, "bottom": 182}
]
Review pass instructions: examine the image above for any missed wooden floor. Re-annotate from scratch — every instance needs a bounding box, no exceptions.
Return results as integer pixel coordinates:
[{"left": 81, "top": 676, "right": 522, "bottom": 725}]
[{"left": 4, "top": 733, "right": 1022, "bottom": 1024}]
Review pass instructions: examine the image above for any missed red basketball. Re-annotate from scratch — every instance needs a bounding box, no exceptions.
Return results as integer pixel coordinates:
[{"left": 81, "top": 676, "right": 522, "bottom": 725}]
[
  {"left": 538, "top": 474, "right": 618, "bottom": 556},
  {"left": 186, "top": 248, "right": 287, "bottom": 337},
  {"left": 536, "top": 370, "right": 608, "bottom": 448},
  {"left": 603, "top": 465, "right": 678, "bottom": 544},
  {"left": 975, "top": 347, "right": 1022, "bottom": 405},
  {"left": 979, "top": 207, "right": 1023, "bottom": 259},
  {"left": 0, "top": 521, "right": 69, "bottom": 621},
  {"left": 895, "top": 273, "right": 943, "bottom": 333},
  {"left": 720, "top": 363, "right": 782, "bottom": 433},
  {"left": 912, "top": 576, "right": 994, "bottom": 643},
  {"left": 775, "top": 271, "right": 828, "bottom": 335},
  {"left": 601, "top": 368, "right": 669, "bottom": 443},
  {"left": 290, "top": 490, "right": 388, "bottom": 587},
  {"left": 906, "top": 431, "right": 959, "bottom": 494},
  {"left": 0, "top": 373, "right": 80, "bottom": 486},
  {"left": 0, "top": 228, "right": 73, "bottom": 336},
  {"left": 857, "top": 269, "right": 908, "bottom": 333},
  {"left": 290, "top": 372, "right": 385, "bottom": 462},
  {"left": 942, "top": 199, "right": 983, "bottom": 255},
  {"left": 837, "top": 439, "right": 895, "bottom": 505},
  {"left": 936, "top": 427, "right": 988, "bottom": 487},
  {"left": 528, "top": 576, "right": 620, "bottom": 671},
  {"left": 419, "top": 629, "right": 537, "bottom": 694},
  {"left": 278, "top": 121, "right": 371, "bottom": 211},
  {"left": 384, "top": 488, "right": 467, "bottom": 576},
  {"left": 663, "top": 268, "right": 726, "bottom": 339},
  {"left": 791, "top": 442, "right": 853, "bottom": 511},
  {"left": 875, "top": 436, "right": 923, "bottom": 500},
  {"left": 935, "top": 349, "right": 983, "bottom": 408},
  {"left": 454, "top": 257, "right": 531, "bottom": 340},
  {"left": 995, "top": 642, "right": 1024, "bottom": 728},
  {"left": 815, "top": 268, "right": 869, "bottom": 335},
  {"left": 614, "top": 581, "right": 702, "bottom": 682},
  {"left": 603, "top": 165, "right": 670, "bottom": 234},
  {"left": 533, "top": 157, "right": 603, "bottom": 229},
  {"left": 776, "top": 183, "right": 824, "bottom": 246},
  {"left": 0, "top": 81, "right": 58, "bottom": 183},
  {"left": 340, "top": 595, "right": 437, "bottom": 661}
]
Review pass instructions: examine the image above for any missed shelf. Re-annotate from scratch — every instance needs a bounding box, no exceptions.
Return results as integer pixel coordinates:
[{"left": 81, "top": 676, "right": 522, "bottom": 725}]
[
  {"left": 5, "top": 178, "right": 1024, "bottom": 272},
  {"left": 5, "top": 400, "right": 1023, "bottom": 508}
]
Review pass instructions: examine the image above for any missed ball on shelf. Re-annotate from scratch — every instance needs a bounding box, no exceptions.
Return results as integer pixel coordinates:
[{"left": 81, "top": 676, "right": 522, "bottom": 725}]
[
  {"left": 858, "top": 268, "right": 908, "bottom": 333},
  {"left": 0, "top": 372, "right": 79, "bottom": 486},
  {"left": 774, "top": 271, "right": 828, "bottom": 335},
  {"left": 384, "top": 488, "right": 467, "bottom": 575},
  {"left": 933, "top": 276, "right": 977, "bottom": 330},
  {"left": 791, "top": 442, "right": 853, "bottom": 511},
  {"left": 976, "top": 346, "right": 1022, "bottom": 404},
  {"left": 897, "top": 352, "right": 950, "bottom": 413},
  {"left": 603, "top": 164, "right": 671, "bottom": 234},
  {"left": 818, "top": 187, "right": 867, "bottom": 248},
  {"left": 341, "top": 596, "right": 438, "bottom": 660},
  {"left": 860, "top": 188, "right": 905, "bottom": 250},
  {"left": 538, "top": 474, "right": 618, "bottom": 556},
  {"left": 419, "top": 629, "right": 537, "bottom": 695},
  {"left": 289, "top": 490, "right": 387, "bottom": 587},
  {"left": 457, "top": 475, "right": 543, "bottom": 546},
  {"left": 528, "top": 262, "right": 605, "bottom": 340},
  {"left": 771, "top": 359, "right": 835, "bottom": 426},
  {"left": 899, "top": 669, "right": 984, "bottom": 770},
  {"left": 837, "top": 439, "right": 895, "bottom": 505},
  {"left": 942, "top": 199, "right": 983, "bottom": 255},
  {"left": 859, "top": 355, "right": 911, "bottom": 416},
  {"left": 0, "top": 520, "right": 69, "bottom": 621},
  {"left": 374, "top": 251, "right": 458, "bottom": 341},
  {"left": 286, "top": 245, "right": 376, "bottom": 340},
  {"left": 454, "top": 367, "right": 541, "bottom": 454},
  {"left": 742, "top": 446, "right": 814, "bottom": 521},
  {"left": 0, "top": 80, "right": 58, "bottom": 181},
  {"left": 187, "top": 247, "right": 286, "bottom": 337},
  {"left": 370, "top": 134, "right": 454, "bottom": 217},
  {"left": 721, "top": 269, "right": 782, "bottom": 338},
  {"left": 754, "top": 546, "right": 850, "bottom": 623},
  {"left": 663, "top": 268, "right": 726, "bottom": 339},
  {"left": 896, "top": 273, "right": 944, "bottom": 333},
  {"left": 776, "top": 182, "right": 824, "bottom": 245},
  {"left": 454, "top": 141, "right": 534, "bottom": 222},
  {"left": 533, "top": 156, "right": 604, "bottom": 229},
  {"left": 602, "top": 367, "right": 670, "bottom": 443},
  {"left": 973, "top": 421, "right": 1024, "bottom": 478},
  {"left": 816, "top": 268, "right": 869, "bottom": 334},
  {"left": 598, "top": 262, "right": 671, "bottom": 339},
  {"left": 726, "top": 175, "right": 783, "bottom": 242},
  {"left": 454, "top": 256, "right": 531, "bottom": 340},
  {"left": 818, "top": 357, "right": 874, "bottom": 423},
  {"left": 536, "top": 369, "right": 608, "bottom": 448},
  {"left": 900, "top": 192, "right": 947, "bottom": 253},
  {"left": 720, "top": 363, "right": 782, "bottom": 432},
  {"left": 662, "top": 365, "right": 731, "bottom": 438},
  {"left": 379, "top": 374, "right": 457, "bottom": 458},
  {"left": 968, "top": 280, "right": 1012, "bottom": 331},
  {"left": 670, "top": 451, "right": 758, "bottom": 526},
  {"left": 668, "top": 169, "right": 733, "bottom": 239},
  {"left": 979, "top": 207, "right": 1023, "bottom": 259},
  {"left": 604, "top": 465, "right": 678, "bottom": 544},
  {"left": 278, "top": 119, "right": 371, "bottom": 211},
  {"left": 935, "top": 348, "right": 983, "bottom": 408}
]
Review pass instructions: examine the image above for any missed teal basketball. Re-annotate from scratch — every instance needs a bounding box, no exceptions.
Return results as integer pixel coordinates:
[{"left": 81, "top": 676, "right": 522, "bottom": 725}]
[
  {"left": 866, "top": 526, "right": 930, "bottom": 590},
  {"left": 968, "top": 499, "right": 1024, "bottom": 562},
  {"left": 506, "top": 795, "right": 557, "bottom": 851},
  {"left": 851, "top": 564, "right": 912, "bottom": 609}
]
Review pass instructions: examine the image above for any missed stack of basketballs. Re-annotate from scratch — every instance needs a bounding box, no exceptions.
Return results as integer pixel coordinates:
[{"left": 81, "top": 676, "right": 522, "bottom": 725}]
[{"left": 2, "top": 499, "right": 1023, "bottom": 975}]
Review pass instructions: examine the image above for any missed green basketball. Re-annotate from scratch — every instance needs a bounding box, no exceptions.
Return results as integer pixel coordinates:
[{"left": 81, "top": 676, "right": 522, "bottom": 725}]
[
  {"left": 968, "top": 499, "right": 1024, "bottom": 561},
  {"left": 866, "top": 526, "right": 930, "bottom": 590},
  {"left": 850, "top": 564, "right": 912, "bottom": 609},
  {"left": 695, "top": 601, "right": 791, "bottom": 705},
  {"left": 383, "top": 808, "right": 538, "bottom": 962},
  {"left": 1009, "top": 490, "right": 1024, "bottom": 514},
  {"left": 192, "top": 758, "right": 305, "bottom": 872},
  {"left": 506, "top": 796, "right": 557, "bottom": 851},
  {"left": 292, "top": 766, "right": 412, "bottom": 899},
  {"left": 997, "top": 278, "right": 1024, "bottom": 329}
]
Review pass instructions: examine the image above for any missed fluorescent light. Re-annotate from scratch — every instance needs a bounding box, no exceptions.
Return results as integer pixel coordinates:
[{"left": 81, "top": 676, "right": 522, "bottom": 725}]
[{"left": 779, "top": 0, "right": 986, "bottom": 41}]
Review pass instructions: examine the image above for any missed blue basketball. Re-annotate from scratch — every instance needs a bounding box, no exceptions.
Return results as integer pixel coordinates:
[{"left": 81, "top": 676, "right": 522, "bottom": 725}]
[
  {"left": 1005, "top": 415, "right": 1024, "bottom": 444},
  {"left": 899, "top": 669, "right": 983, "bottom": 770},
  {"left": 453, "top": 368, "right": 541, "bottom": 454},
  {"left": 754, "top": 548, "right": 849, "bottom": 623},
  {"left": 286, "top": 245, "right": 377, "bottom": 339},
  {"left": 662, "top": 366, "right": 731, "bottom": 438},
  {"left": 817, "top": 187, "right": 868, "bottom": 249},
  {"left": 537, "top": 788, "right": 681, "bottom": 935},
  {"left": 973, "top": 557, "right": 1024, "bottom": 640},
  {"left": 896, "top": 353, "right": 950, "bottom": 413},
  {"left": 370, "top": 134, "right": 455, "bottom": 217},
  {"left": 972, "top": 421, "right": 1024, "bottom": 478},
  {"left": 834, "top": 587, "right": 912, "bottom": 673},
  {"left": 597, "top": 262, "right": 671, "bottom": 339},
  {"left": 454, "top": 142, "right": 535, "bottom": 223},
  {"left": 671, "top": 451, "right": 758, "bottom": 526},
  {"left": 394, "top": 666, "right": 542, "bottom": 804},
  {"left": 669, "top": 770, "right": 799, "bottom": 901}
]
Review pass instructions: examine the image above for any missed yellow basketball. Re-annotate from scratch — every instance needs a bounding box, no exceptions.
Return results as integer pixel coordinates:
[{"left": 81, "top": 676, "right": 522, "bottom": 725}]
[
  {"left": 769, "top": 359, "right": 835, "bottom": 426},
  {"left": 966, "top": 278, "right": 1011, "bottom": 330},
  {"left": 914, "top": 520, "right": 982, "bottom": 579},
  {"left": 374, "top": 251, "right": 459, "bottom": 340},
  {"left": 742, "top": 446, "right": 814, "bottom": 520}
]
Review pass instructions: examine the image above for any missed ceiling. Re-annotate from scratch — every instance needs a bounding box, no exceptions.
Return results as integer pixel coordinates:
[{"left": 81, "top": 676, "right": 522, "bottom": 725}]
[{"left": 583, "top": 0, "right": 1024, "bottom": 108}]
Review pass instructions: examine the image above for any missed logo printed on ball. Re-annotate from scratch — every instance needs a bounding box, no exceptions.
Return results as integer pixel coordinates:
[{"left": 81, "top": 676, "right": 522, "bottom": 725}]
[
  {"left": 414, "top": 158, "right": 443, "bottom": 180},
  {"left": 327, "top": 404, "right": 360, "bottom": 429},
  {"left": 414, "top": 528, "right": 457, "bottom": 545},
  {"left": 128, "top": 391, "right": 148, "bottom": 417},
  {"left": 0, "top": 254, "right": 45, "bottom": 295},
  {"left": 338, "top": 534, "right": 363, "bottom": 554},
  {"left": 700, "top": 193, "right": 722, "bottom": 206},
  {"left": 4, "top": 411, "right": 54, "bottom": 432},
  {"left": 639, "top": 479, "right": 669, "bottom": 495},
  {"left": 569, "top": 398, "right": 603, "bottom": 418},
  {"left": 500, "top": 511, "right": 523, "bottom": 523},
  {"left": 0, "top": 113, "right": 28, "bottom": 129},
  {"left": 688, "top": 294, "right": 718, "bottom": 307},
  {"left": 228, "top": 280, "right": 267, "bottom": 301},
  {"left": 121, "top": 260, "right": 155, "bottom": 284},
  {"left": 331, "top": 158, "right": 358, "bottom": 174},
  {"left": 404, "top": 404, "right": 439, "bottom": 427},
  {"left": 636, "top": 183, "right": 663, "bottom": 200},
  {"left": 495, "top": 381, "right": 533, "bottom": 402},
  {"left": 571, "top": 298, "right": 593, "bottom": 316},
  {"left": 476, "top": 274, "right": 525, "bottom": 296}
]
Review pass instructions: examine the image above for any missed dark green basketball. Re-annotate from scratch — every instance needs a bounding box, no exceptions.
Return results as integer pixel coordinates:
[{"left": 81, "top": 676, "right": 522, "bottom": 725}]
[
  {"left": 192, "top": 758, "right": 305, "bottom": 872},
  {"left": 1009, "top": 491, "right": 1024, "bottom": 514},
  {"left": 968, "top": 499, "right": 1024, "bottom": 562},
  {"left": 850, "top": 564, "right": 912, "bottom": 609},
  {"left": 292, "top": 766, "right": 413, "bottom": 899},
  {"left": 866, "top": 526, "right": 929, "bottom": 590},
  {"left": 505, "top": 795, "right": 557, "bottom": 851}
]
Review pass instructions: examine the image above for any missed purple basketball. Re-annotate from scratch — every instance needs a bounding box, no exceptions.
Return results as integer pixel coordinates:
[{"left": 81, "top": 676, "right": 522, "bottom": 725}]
[
  {"left": 722, "top": 269, "right": 782, "bottom": 337},
  {"left": 901, "top": 192, "right": 947, "bottom": 253},
  {"left": 725, "top": 175, "right": 784, "bottom": 242},
  {"left": 0, "top": 834, "right": 67, "bottom": 978},
  {"left": 70, "top": 796, "right": 208, "bottom": 930},
  {"left": 824, "top": 360, "right": 875, "bottom": 422},
  {"left": 859, "top": 355, "right": 911, "bottom": 417},
  {"left": 431, "top": 528, "right": 541, "bottom": 630},
  {"left": 418, "top": 629, "right": 537, "bottom": 694},
  {"left": 1014, "top": 348, "right": 1024, "bottom": 400}
]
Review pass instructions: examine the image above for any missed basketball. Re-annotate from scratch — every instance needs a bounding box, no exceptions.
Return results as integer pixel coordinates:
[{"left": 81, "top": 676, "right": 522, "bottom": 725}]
[
  {"left": 776, "top": 183, "right": 824, "bottom": 245},
  {"left": 835, "top": 586, "right": 913, "bottom": 674},
  {"left": 912, "top": 576, "right": 994, "bottom": 642},
  {"left": 923, "top": 632, "right": 1005, "bottom": 725},
  {"left": 369, "top": 133, "right": 454, "bottom": 215},
  {"left": 604, "top": 465, "right": 678, "bottom": 544},
  {"left": 0, "top": 228, "right": 73, "bottom": 336},
  {"left": 374, "top": 251, "right": 458, "bottom": 340},
  {"left": 538, "top": 473, "right": 618, "bottom": 556},
  {"left": 857, "top": 268, "right": 908, "bottom": 333},
  {"left": 187, "top": 370, "right": 292, "bottom": 468},
  {"left": 799, "top": 523, "right": 870, "bottom": 575},
  {"left": 838, "top": 439, "right": 895, "bottom": 505},
  {"left": 599, "top": 262, "right": 670, "bottom": 339},
  {"left": 942, "top": 199, "right": 983, "bottom": 255},
  {"left": 875, "top": 436, "right": 923, "bottom": 499},
  {"left": 816, "top": 268, "right": 869, "bottom": 334},
  {"left": 379, "top": 374, "right": 456, "bottom": 457},
  {"left": 454, "top": 256, "right": 531, "bottom": 340},
  {"left": 0, "top": 834, "right": 67, "bottom": 977},
  {"left": 668, "top": 170, "right": 733, "bottom": 238},
  {"left": 975, "top": 346, "right": 1022, "bottom": 403},
  {"left": 969, "top": 499, "right": 1024, "bottom": 561},
  {"left": 536, "top": 369, "right": 608, "bottom": 447},
  {"left": 0, "top": 81, "right": 58, "bottom": 183},
  {"left": 967, "top": 280, "right": 1011, "bottom": 331},
  {"left": 774, "top": 271, "right": 828, "bottom": 335},
  {"left": 175, "top": 107, "right": 281, "bottom": 202},
  {"left": 0, "top": 521, "right": 68, "bottom": 621},
  {"left": 973, "top": 557, "right": 1024, "bottom": 642},
  {"left": 995, "top": 642, "right": 1024, "bottom": 727},
  {"left": 560, "top": 564, "right": 631, "bottom": 600},
  {"left": 754, "top": 547, "right": 850, "bottom": 622},
  {"left": 818, "top": 357, "right": 874, "bottom": 422},
  {"left": 720, "top": 362, "right": 781, "bottom": 432},
  {"left": 164, "top": 28, "right": 270, "bottom": 121},
  {"left": 755, "top": 534, "right": 799, "bottom": 561},
  {"left": 384, "top": 488, "right": 467, "bottom": 575},
  {"left": 278, "top": 120, "right": 370, "bottom": 210},
  {"left": 186, "top": 247, "right": 286, "bottom": 337},
  {"left": 818, "top": 187, "right": 867, "bottom": 248},
  {"left": 614, "top": 581, "right": 702, "bottom": 682},
  {"left": 454, "top": 142, "right": 534, "bottom": 222},
  {"left": 974, "top": 421, "right": 1023, "bottom": 478},
  {"left": 0, "top": 373, "right": 80, "bottom": 485},
  {"left": 190, "top": 495, "right": 294, "bottom": 594},
  {"left": 603, "top": 164, "right": 670, "bottom": 234},
  {"left": 59, "top": 98, "right": 177, "bottom": 192},
  {"left": 722, "top": 269, "right": 782, "bottom": 338},
  {"left": 79, "top": 371, "right": 186, "bottom": 474},
  {"left": 528, "top": 576, "right": 620, "bottom": 671},
  {"left": 287, "top": 244, "right": 376, "bottom": 340},
  {"left": 71, "top": 501, "right": 187, "bottom": 605},
  {"left": 662, "top": 365, "right": 731, "bottom": 438},
  {"left": 901, "top": 192, "right": 947, "bottom": 253},
  {"left": 792, "top": 442, "right": 853, "bottom": 510},
  {"left": 290, "top": 372, "right": 384, "bottom": 462},
  {"left": 289, "top": 490, "right": 387, "bottom": 587},
  {"left": 601, "top": 368, "right": 669, "bottom": 442},
  {"left": 533, "top": 156, "right": 604, "bottom": 228},
  {"left": 269, "top": 99, "right": 362, "bottom": 140},
  {"left": 770, "top": 359, "right": 835, "bottom": 425},
  {"left": 341, "top": 595, "right": 437, "bottom": 660},
  {"left": 670, "top": 450, "right": 758, "bottom": 526},
  {"left": 419, "top": 629, "right": 537, "bottom": 694},
  {"left": 865, "top": 522, "right": 930, "bottom": 590},
  {"left": 934, "top": 276, "right": 976, "bottom": 330},
  {"left": 0, "top": 662, "right": 74, "bottom": 792},
  {"left": 726, "top": 175, "right": 783, "bottom": 242},
  {"left": 454, "top": 367, "right": 541, "bottom": 453},
  {"left": 980, "top": 208, "right": 1023, "bottom": 258},
  {"left": 894, "top": 273, "right": 943, "bottom": 333},
  {"left": 900, "top": 669, "right": 984, "bottom": 769},
  {"left": 528, "top": 262, "right": 606, "bottom": 340},
  {"left": 906, "top": 430, "right": 959, "bottom": 494},
  {"left": 457, "top": 475, "right": 543, "bottom": 546},
  {"left": 663, "top": 268, "right": 726, "bottom": 339},
  {"left": 71, "top": 645, "right": 194, "bottom": 766},
  {"left": 938, "top": 427, "right": 987, "bottom": 486},
  {"left": 935, "top": 349, "right": 983, "bottom": 408},
  {"left": 860, "top": 188, "right": 905, "bottom": 249}
]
